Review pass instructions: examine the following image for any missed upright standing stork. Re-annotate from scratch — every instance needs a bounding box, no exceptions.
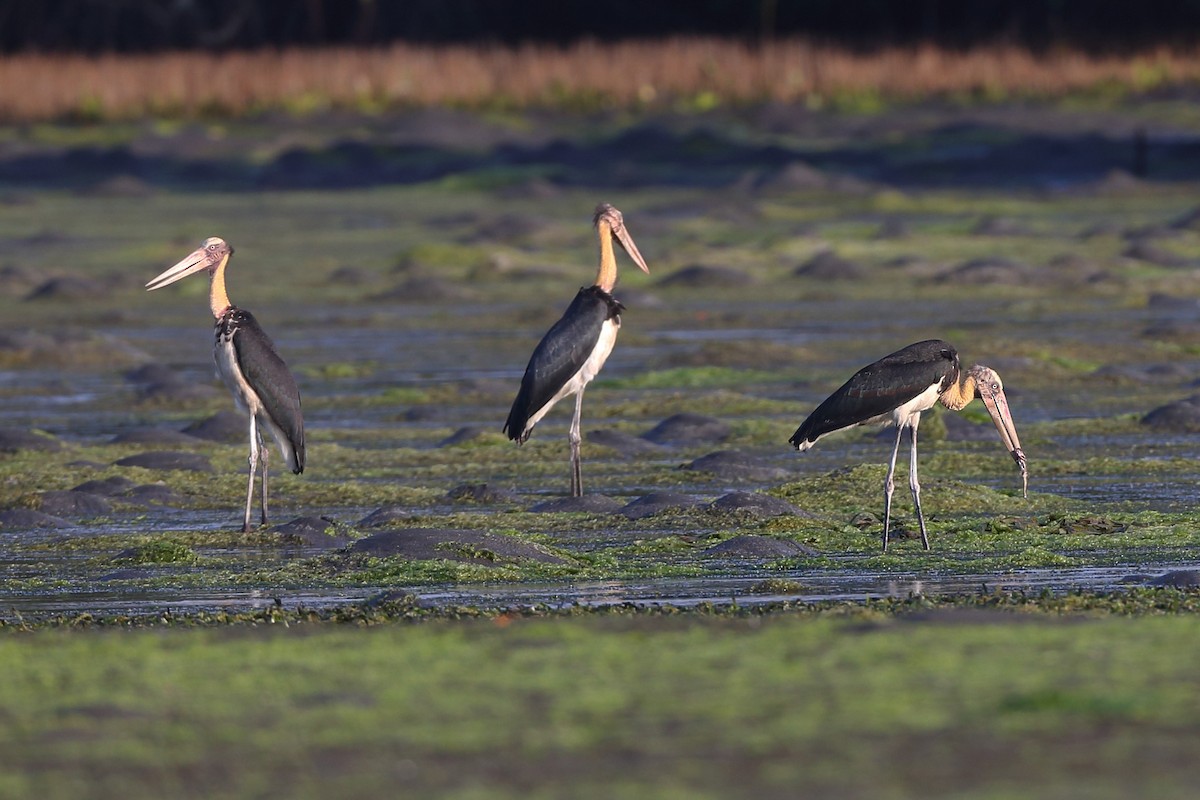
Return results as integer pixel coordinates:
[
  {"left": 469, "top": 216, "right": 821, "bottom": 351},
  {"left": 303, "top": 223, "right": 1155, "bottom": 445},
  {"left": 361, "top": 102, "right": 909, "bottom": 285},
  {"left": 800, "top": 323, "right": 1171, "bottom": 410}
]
[
  {"left": 146, "top": 237, "right": 305, "bottom": 532},
  {"left": 789, "top": 339, "right": 1027, "bottom": 551},
  {"left": 504, "top": 203, "right": 650, "bottom": 496}
]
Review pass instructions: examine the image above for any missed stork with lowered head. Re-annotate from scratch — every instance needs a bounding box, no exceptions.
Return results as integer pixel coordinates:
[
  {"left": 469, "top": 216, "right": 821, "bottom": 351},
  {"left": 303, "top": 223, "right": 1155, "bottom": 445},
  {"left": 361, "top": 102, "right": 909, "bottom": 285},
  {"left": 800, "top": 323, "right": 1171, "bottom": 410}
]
[{"left": 789, "top": 339, "right": 1026, "bottom": 551}]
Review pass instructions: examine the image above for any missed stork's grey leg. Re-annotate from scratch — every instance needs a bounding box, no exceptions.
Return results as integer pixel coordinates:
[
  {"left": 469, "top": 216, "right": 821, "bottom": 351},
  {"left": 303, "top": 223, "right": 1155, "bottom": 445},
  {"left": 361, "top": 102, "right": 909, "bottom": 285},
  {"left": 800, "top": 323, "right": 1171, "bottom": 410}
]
[
  {"left": 569, "top": 388, "right": 585, "bottom": 497},
  {"left": 259, "top": 427, "right": 270, "bottom": 525},
  {"left": 909, "top": 425, "right": 929, "bottom": 550},
  {"left": 243, "top": 415, "right": 259, "bottom": 533},
  {"left": 882, "top": 425, "right": 904, "bottom": 552}
]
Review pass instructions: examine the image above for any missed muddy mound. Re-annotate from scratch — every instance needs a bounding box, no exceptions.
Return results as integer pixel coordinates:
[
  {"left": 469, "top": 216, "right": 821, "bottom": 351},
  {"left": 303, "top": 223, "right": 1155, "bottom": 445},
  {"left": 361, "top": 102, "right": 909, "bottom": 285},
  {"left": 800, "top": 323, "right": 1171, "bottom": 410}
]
[
  {"left": 0, "top": 428, "right": 63, "bottom": 453},
  {"left": 683, "top": 450, "right": 792, "bottom": 482},
  {"left": 758, "top": 160, "right": 830, "bottom": 191},
  {"left": 37, "top": 491, "right": 112, "bottom": 516},
  {"left": 641, "top": 413, "right": 730, "bottom": 445},
  {"left": 619, "top": 492, "right": 705, "bottom": 519},
  {"left": 1124, "top": 240, "right": 1187, "bottom": 267},
  {"left": 183, "top": 411, "right": 246, "bottom": 443},
  {"left": 935, "top": 257, "right": 1031, "bottom": 285},
  {"left": 437, "top": 426, "right": 493, "bottom": 448},
  {"left": 1148, "top": 569, "right": 1200, "bottom": 587},
  {"left": 529, "top": 494, "right": 624, "bottom": 514},
  {"left": 1141, "top": 396, "right": 1200, "bottom": 432},
  {"left": 72, "top": 476, "right": 136, "bottom": 495},
  {"left": 345, "top": 528, "right": 565, "bottom": 564},
  {"left": 324, "top": 266, "right": 376, "bottom": 286},
  {"left": 0, "top": 509, "right": 68, "bottom": 529},
  {"left": 272, "top": 516, "right": 351, "bottom": 549},
  {"left": 792, "top": 249, "right": 866, "bottom": 280},
  {"left": 121, "top": 484, "right": 183, "bottom": 506}
]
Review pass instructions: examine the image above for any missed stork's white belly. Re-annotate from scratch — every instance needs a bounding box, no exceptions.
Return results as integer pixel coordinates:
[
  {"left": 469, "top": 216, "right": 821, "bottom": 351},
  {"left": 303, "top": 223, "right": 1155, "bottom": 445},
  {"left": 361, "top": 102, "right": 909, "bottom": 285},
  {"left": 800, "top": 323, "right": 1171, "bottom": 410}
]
[
  {"left": 890, "top": 381, "right": 942, "bottom": 429},
  {"left": 215, "top": 335, "right": 262, "bottom": 417},
  {"left": 525, "top": 318, "right": 619, "bottom": 431},
  {"left": 213, "top": 326, "right": 301, "bottom": 472}
]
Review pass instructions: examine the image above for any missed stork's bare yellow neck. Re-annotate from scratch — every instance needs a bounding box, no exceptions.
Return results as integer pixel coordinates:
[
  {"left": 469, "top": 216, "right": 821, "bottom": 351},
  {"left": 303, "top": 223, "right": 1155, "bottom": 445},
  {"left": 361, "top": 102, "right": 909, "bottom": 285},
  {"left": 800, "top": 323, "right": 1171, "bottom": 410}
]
[
  {"left": 594, "top": 217, "right": 618, "bottom": 293},
  {"left": 939, "top": 371, "right": 978, "bottom": 411},
  {"left": 209, "top": 253, "right": 232, "bottom": 318}
]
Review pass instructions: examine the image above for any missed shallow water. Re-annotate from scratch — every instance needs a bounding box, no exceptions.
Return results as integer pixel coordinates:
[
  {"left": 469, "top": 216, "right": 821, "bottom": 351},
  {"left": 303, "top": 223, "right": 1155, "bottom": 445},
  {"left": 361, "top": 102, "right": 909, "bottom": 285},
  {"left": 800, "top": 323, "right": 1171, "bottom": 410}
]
[{"left": 3, "top": 562, "right": 1192, "bottom": 620}]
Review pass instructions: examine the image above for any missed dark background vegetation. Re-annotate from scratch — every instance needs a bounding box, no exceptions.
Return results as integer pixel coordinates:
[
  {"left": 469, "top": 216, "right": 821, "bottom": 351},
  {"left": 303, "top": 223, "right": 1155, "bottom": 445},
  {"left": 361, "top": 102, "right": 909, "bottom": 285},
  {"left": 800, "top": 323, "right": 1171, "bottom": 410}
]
[{"left": 2, "top": 0, "right": 1200, "bottom": 54}]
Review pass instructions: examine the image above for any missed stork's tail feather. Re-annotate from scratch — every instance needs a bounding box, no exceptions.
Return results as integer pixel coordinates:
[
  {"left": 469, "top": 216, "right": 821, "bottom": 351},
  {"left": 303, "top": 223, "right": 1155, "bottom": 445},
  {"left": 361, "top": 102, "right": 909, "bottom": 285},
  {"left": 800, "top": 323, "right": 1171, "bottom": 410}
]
[
  {"left": 789, "top": 425, "right": 816, "bottom": 451},
  {"left": 503, "top": 415, "right": 532, "bottom": 445}
]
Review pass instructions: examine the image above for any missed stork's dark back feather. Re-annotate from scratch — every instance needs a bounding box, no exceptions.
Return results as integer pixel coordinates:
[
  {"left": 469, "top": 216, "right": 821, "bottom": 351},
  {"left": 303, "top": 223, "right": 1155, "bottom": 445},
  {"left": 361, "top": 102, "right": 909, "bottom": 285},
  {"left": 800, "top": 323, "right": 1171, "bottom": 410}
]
[
  {"left": 221, "top": 308, "right": 306, "bottom": 472},
  {"left": 504, "top": 286, "right": 623, "bottom": 442},
  {"left": 790, "top": 339, "right": 959, "bottom": 447}
]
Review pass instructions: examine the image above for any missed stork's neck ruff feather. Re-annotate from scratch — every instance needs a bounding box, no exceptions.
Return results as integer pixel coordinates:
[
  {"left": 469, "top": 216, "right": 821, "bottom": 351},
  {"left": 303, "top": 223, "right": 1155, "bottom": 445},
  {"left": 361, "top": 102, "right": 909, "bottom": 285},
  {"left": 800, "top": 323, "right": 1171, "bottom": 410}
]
[
  {"left": 209, "top": 253, "right": 232, "bottom": 319},
  {"left": 594, "top": 218, "right": 617, "bottom": 293},
  {"left": 939, "top": 370, "right": 977, "bottom": 411}
]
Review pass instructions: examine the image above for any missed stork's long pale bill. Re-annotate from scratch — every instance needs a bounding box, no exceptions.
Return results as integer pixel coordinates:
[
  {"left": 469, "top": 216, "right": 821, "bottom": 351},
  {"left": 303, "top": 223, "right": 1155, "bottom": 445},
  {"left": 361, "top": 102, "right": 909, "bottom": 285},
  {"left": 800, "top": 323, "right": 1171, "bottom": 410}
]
[
  {"left": 978, "top": 382, "right": 1028, "bottom": 498},
  {"left": 613, "top": 222, "right": 650, "bottom": 276},
  {"left": 145, "top": 245, "right": 219, "bottom": 291}
]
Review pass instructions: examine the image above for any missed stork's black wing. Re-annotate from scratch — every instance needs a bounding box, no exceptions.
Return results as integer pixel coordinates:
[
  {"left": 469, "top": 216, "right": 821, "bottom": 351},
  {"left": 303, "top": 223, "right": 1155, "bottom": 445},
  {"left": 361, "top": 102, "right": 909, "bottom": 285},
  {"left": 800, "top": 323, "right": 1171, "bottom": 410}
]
[
  {"left": 228, "top": 308, "right": 306, "bottom": 473},
  {"left": 790, "top": 339, "right": 958, "bottom": 447},
  {"left": 504, "top": 286, "right": 623, "bottom": 442}
]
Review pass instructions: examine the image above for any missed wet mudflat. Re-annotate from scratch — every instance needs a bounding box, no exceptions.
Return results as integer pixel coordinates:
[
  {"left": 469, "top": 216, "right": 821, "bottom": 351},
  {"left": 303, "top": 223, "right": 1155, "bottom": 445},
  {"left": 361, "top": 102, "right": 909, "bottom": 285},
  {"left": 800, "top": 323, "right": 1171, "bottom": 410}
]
[
  {"left": 5, "top": 98, "right": 1200, "bottom": 619},
  {"left": 7, "top": 98, "right": 1200, "bottom": 800}
]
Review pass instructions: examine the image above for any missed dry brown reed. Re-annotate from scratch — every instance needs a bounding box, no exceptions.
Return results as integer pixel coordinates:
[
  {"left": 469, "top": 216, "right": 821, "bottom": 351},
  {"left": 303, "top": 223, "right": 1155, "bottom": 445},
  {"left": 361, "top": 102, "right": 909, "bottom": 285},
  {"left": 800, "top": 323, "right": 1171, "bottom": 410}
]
[{"left": 1, "top": 37, "right": 1197, "bottom": 121}]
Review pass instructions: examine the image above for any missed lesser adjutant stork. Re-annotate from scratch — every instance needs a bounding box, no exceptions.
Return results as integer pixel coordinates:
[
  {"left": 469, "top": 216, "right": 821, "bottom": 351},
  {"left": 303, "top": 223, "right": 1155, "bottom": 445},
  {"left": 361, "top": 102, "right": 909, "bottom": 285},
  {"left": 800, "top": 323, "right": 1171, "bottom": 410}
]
[
  {"left": 504, "top": 203, "right": 650, "bottom": 496},
  {"left": 147, "top": 237, "right": 305, "bottom": 532},
  {"left": 789, "top": 339, "right": 1027, "bottom": 551}
]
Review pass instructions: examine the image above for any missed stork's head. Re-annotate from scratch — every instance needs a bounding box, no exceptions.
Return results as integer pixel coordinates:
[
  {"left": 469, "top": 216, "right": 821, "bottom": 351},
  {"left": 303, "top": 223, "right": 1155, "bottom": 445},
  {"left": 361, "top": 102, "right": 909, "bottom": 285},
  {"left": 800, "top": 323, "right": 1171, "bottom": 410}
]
[
  {"left": 146, "top": 237, "right": 233, "bottom": 291},
  {"left": 968, "top": 364, "right": 1028, "bottom": 497},
  {"left": 594, "top": 203, "right": 649, "bottom": 276}
]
